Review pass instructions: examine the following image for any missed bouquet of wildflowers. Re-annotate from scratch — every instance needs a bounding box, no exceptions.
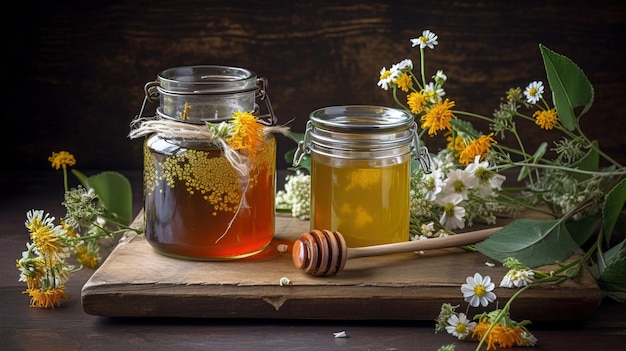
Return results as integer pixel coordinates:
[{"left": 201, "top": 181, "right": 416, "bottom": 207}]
[
  {"left": 16, "top": 151, "right": 141, "bottom": 308},
  {"left": 278, "top": 29, "right": 625, "bottom": 350},
  {"left": 376, "top": 29, "right": 625, "bottom": 349}
]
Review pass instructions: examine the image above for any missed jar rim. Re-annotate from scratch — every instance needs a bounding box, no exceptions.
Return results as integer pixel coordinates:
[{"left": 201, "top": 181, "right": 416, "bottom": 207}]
[
  {"left": 309, "top": 105, "right": 414, "bottom": 131},
  {"left": 157, "top": 65, "right": 257, "bottom": 93}
]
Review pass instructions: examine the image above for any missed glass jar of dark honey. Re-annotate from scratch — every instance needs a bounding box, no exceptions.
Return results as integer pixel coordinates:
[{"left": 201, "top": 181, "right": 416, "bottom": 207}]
[{"left": 131, "top": 65, "right": 277, "bottom": 260}]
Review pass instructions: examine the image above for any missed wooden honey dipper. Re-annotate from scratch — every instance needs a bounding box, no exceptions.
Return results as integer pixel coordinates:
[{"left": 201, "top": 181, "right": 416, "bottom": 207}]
[{"left": 291, "top": 227, "right": 502, "bottom": 276}]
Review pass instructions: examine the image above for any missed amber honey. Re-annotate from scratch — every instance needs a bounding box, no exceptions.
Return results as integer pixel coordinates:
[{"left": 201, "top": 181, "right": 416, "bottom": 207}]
[{"left": 144, "top": 134, "right": 276, "bottom": 259}]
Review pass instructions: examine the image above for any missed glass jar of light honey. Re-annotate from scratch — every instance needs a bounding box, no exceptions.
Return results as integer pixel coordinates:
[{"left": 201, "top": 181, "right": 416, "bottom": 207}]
[{"left": 293, "top": 105, "right": 431, "bottom": 247}]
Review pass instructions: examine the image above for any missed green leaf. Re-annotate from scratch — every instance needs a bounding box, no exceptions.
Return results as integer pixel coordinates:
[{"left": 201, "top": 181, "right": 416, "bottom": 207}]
[
  {"left": 72, "top": 169, "right": 89, "bottom": 187},
  {"left": 603, "top": 178, "right": 626, "bottom": 244},
  {"left": 604, "top": 239, "right": 625, "bottom": 266},
  {"left": 85, "top": 171, "right": 133, "bottom": 225},
  {"left": 517, "top": 142, "right": 547, "bottom": 182},
  {"left": 614, "top": 210, "right": 626, "bottom": 235},
  {"left": 475, "top": 219, "right": 582, "bottom": 268},
  {"left": 450, "top": 118, "right": 481, "bottom": 138},
  {"left": 566, "top": 216, "right": 600, "bottom": 246},
  {"left": 598, "top": 253, "right": 626, "bottom": 300},
  {"left": 539, "top": 44, "right": 594, "bottom": 131}
]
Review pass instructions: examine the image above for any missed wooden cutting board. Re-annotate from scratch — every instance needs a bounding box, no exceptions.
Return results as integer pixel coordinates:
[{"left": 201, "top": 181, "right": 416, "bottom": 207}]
[{"left": 81, "top": 212, "right": 601, "bottom": 321}]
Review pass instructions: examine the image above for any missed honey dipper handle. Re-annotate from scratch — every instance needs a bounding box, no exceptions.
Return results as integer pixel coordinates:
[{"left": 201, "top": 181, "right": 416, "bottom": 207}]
[{"left": 346, "top": 227, "right": 501, "bottom": 260}]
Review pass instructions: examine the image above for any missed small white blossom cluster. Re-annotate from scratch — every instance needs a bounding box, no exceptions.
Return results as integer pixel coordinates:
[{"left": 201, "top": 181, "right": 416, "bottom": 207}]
[
  {"left": 499, "top": 257, "right": 535, "bottom": 288},
  {"left": 529, "top": 168, "right": 605, "bottom": 220},
  {"left": 275, "top": 170, "right": 311, "bottom": 220},
  {"left": 410, "top": 149, "right": 507, "bottom": 233},
  {"left": 500, "top": 269, "right": 535, "bottom": 288}
]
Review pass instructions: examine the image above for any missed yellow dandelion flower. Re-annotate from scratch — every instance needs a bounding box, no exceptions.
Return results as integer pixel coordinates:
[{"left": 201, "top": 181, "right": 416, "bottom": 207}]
[
  {"left": 26, "top": 211, "right": 69, "bottom": 258},
  {"left": 17, "top": 256, "right": 45, "bottom": 290},
  {"left": 459, "top": 133, "right": 497, "bottom": 165},
  {"left": 30, "top": 225, "right": 67, "bottom": 258},
  {"left": 25, "top": 286, "right": 69, "bottom": 309},
  {"left": 446, "top": 133, "right": 466, "bottom": 154},
  {"left": 76, "top": 246, "right": 99, "bottom": 269},
  {"left": 24, "top": 275, "right": 41, "bottom": 290},
  {"left": 395, "top": 73, "right": 413, "bottom": 92},
  {"left": 226, "top": 111, "right": 265, "bottom": 160},
  {"left": 61, "top": 221, "right": 78, "bottom": 238},
  {"left": 533, "top": 108, "right": 557, "bottom": 130},
  {"left": 423, "top": 89, "right": 437, "bottom": 103},
  {"left": 420, "top": 98, "right": 456, "bottom": 135},
  {"left": 506, "top": 87, "right": 521, "bottom": 101},
  {"left": 407, "top": 91, "right": 427, "bottom": 114},
  {"left": 48, "top": 151, "right": 76, "bottom": 170}
]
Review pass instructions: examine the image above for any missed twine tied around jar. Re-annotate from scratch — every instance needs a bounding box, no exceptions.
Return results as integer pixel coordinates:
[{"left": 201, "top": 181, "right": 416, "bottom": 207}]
[{"left": 129, "top": 116, "right": 289, "bottom": 243}]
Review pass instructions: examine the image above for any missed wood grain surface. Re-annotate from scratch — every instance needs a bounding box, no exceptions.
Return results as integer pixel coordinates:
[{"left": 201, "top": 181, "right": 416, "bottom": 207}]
[
  {"left": 7, "top": 0, "right": 626, "bottom": 171},
  {"left": 81, "top": 212, "right": 601, "bottom": 321}
]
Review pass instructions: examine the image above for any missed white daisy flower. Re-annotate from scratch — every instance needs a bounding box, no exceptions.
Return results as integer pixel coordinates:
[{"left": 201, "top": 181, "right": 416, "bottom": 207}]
[
  {"left": 500, "top": 268, "right": 535, "bottom": 288},
  {"left": 377, "top": 66, "right": 397, "bottom": 90},
  {"left": 392, "top": 58, "right": 413, "bottom": 71},
  {"left": 461, "top": 272, "right": 497, "bottom": 307},
  {"left": 464, "top": 156, "right": 505, "bottom": 197},
  {"left": 410, "top": 29, "right": 439, "bottom": 49},
  {"left": 424, "top": 169, "right": 444, "bottom": 201},
  {"left": 423, "top": 82, "right": 446, "bottom": 103},
  {"left": 445, "top": 312, "right": 476, "bottom": 340},
  {"left": 441, "top": 168, "right": 478, "bottom": 201},
  {"left": 435, "top": 193, "right": 466, "bottom": 230},
  {"left": 25, "top": 209, "right": 55, "bottom": 229},
  {"left": 523, "top": 81, "right": 544, "bottom": 104}
]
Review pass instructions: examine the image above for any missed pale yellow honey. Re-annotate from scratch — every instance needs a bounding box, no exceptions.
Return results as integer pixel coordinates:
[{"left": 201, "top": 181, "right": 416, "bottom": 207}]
[{"left": 310, "top": 156, "right": 410, "bottom": 247}]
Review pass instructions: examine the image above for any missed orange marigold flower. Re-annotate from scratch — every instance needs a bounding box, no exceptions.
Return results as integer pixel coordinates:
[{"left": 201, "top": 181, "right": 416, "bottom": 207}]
[
  {"left": 407, "top": 91, "right": 427, "bottom": 114},
  {"left": 48, "top": 151, "right": 76, "bottom": 170},
  {"left": 459, "top": 133, "right": 497, "bottom": 165},
  {"left": 226, "top": 111, "right": 265, "bottom": 160},
  {"left": 420, "top": 98, "right": 456, "bottom": 135},
  {"left": 472, "top": 318, "right": 524, "bottom": 350},
  {"left": 25, "top": 287, "right": 69, "bottom": 309},
  {"left": 395, "top": 73, "right": 413, "bottom": 92},
  {"left": 533, "top": 108, "right": 558, "bottom": 130}
]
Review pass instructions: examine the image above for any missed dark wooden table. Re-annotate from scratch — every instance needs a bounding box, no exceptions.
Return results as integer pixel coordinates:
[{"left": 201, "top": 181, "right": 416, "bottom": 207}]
[{"left": 1, "top": 171, "right": 624, "bottom": 351}]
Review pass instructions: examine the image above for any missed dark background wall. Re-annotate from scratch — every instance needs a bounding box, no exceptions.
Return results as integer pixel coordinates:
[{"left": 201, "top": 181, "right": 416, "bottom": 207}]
[{"left": 6, "top": 0, "right": 626, "bottom": 173}]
